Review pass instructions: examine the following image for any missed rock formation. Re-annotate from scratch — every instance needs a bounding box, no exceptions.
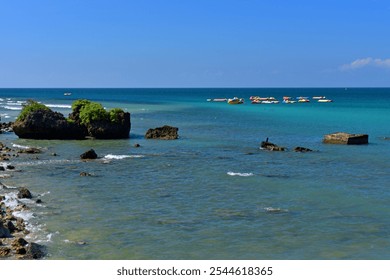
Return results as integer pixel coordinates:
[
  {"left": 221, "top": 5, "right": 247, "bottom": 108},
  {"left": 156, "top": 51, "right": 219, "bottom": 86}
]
[
  {"left": 12, "top": 101, "right": 131, "bottom": 140},
  {"left": 323, "top": 132, "right": 368, "bottom": 144},
  {"left": 80, "top": 149, "right": 98, "bottom": 160},
  {"left": 145, "top": 125, "right": 179, "bottom": 140}
]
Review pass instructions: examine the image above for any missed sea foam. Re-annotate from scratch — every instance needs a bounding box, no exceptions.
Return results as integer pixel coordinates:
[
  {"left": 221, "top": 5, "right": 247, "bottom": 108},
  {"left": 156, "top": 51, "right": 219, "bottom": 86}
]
[
  {"left": 227, "top": 172, "right": 254, "bottom": 177},
  {"left": 104, "top": 154, "right": 145, "bottom": 160}
]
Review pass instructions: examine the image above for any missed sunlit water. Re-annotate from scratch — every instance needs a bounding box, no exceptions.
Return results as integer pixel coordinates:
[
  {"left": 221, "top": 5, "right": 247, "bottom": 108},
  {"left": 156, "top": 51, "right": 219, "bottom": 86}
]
[{"left": 1, "top": 88, "right": 389, "bottom": 259}]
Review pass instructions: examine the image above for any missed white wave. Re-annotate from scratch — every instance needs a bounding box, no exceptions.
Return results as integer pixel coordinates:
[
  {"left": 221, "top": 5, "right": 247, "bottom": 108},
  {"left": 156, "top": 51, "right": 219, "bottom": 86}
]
[
  {"left": 104, "top": 154, "right": 145, "bottom": 160},
  {"left": 3, "top": 106, "right": 22, "bottom": 110},
  {"left": 2, "top": 193, "right": 19, "bottom": 209},
  {"left": 44, "top": 104, "right": 72, "bottom": 109},
  {"left": 17, "top": 159, "right": 78, "bottom": 166},
  {"left": 13, "top": 210, "right": 35, "bottom": 221},
  {"left": 227, "top": 171, "right": 254, "bottom": 177},
  {"left": 12, "top": 143, "right": 31, "bottom": 149}
]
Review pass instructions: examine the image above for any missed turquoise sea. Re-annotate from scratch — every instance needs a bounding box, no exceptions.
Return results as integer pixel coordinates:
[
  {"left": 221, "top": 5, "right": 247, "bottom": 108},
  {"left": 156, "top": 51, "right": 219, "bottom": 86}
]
[{"left": 0, "top": 88, "right": 389, "bottom": 259}]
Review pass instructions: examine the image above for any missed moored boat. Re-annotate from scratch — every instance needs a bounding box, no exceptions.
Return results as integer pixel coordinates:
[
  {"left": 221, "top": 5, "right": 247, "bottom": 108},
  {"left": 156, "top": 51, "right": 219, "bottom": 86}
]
[
  {"left": 318, "top": 99, "right": 333, "bottom": 102},
  {"left": 227, "top": 97, "right": 244, "bottom": 104},
  {"left": 207, "top": 98, "right": 228, "bottom": 102}
]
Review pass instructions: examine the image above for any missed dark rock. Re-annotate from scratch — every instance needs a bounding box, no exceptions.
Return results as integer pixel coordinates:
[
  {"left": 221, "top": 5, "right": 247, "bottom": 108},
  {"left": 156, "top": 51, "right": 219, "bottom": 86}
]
[
  {"left": 0, "top": 166, "right": 5, "bottom": 171},
  {"left": 0, "top": 247, "right": 11, "bottom": 257},
  {"left": 86, "top": 112, "right": 131, "bottom": 139},
  {"left": 13, "top": 109, "right": 86, "bottom": 140},
  {"left": 0, "top": 222, "right": 11, "bottom": 238},
  {"left": 134, "top": 143, "right": 141, "bottom": 147},
  {"left": 21, "top": 242, "right": 45, "bottom": 259},
  {"left": 145, "top": 125, "right": 179, "bottom": 140},
  {"left": 294, "top": 146, "right": 313, "bottom": 152},
  {"left": 17, "top": 187, "right": 32, "bottom": 199},
  {"left": 80, "top": 149, "right": 97, "bottom": 160},
  {"left": 6, "top": 165, "right": 15, "bottom": 170},
  {"left": 80, "top": 172, "right": 92, "bottom": 176},
  {"left": 12, "top": 237, "right": 29, "bottom": 248},
  {"left": 15, "top": 246, "right": 27, "bottom": 255},
  {"left": 323, "top": 132, "right": 369, "bottom": 145},
  {"left": 5, "top": 220, "right": 17, "bottom": 233},
  {"left": 260, "top": 141, "right": 286, "bottom": 151},
  {"left": 36, "top": 199, "right": 42, "bottom": 204}
]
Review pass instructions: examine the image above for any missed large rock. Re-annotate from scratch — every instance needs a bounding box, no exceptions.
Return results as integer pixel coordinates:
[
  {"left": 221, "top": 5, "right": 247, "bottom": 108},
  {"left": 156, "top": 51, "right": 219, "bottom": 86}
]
[
  {"left": 80, "top": 149, "right": 98, "bottom": 160},
  {"left": 85, "top": 112, "right": 131, "bottom": 139},
  {"left": 13, "top": 109, "right": 86, "bottom": 140},
  {"left": 323, "top": 132, "right": 368, "bottom": 144},
  {"left": 145, "top": 125, "right": 179, "bottom": 140},
  {"left": 13, "top": 108, "right": 131, "bottom": 140}
]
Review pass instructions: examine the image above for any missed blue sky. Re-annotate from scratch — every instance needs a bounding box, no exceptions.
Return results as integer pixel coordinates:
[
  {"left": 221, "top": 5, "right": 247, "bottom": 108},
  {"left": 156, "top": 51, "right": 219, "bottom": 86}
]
[{"left": 1, "top": 0, "right": 389, "bottom": 87}]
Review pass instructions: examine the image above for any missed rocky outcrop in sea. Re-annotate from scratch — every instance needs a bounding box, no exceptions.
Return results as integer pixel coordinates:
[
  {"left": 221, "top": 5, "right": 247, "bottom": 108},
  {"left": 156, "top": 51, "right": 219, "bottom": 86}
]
[
  {"left": 145, "top": 125, "right": 179, "bottom": 140},
  {"left": 12, "top": 102, "right": 131, "bottom": 140}
]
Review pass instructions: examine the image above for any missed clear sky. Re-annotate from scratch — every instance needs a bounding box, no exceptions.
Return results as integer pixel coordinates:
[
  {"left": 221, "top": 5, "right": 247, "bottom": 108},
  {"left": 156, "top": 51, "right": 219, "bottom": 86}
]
[{"left": 1, "top": 0, "right": 389, "bottom": 87}]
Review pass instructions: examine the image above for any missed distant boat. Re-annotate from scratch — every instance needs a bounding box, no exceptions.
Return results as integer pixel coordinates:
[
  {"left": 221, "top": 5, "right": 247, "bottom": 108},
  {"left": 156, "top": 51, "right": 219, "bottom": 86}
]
[
  {"left": 318, "top": 99, "right": 333, "bottom": 103},
  {"left": 227, "top": 97, "right": 244, "bottom": 104},
  {"left": 312, "top": 96, "right": 326, "bottom": 99},
  {"left": 64, "top": 92, "right": 72, "bottom": 96},
  {"left": 207, "top": 98, "right": 227, "bottom": 102},
  {"left": 297, "top": 97, "right": 310, "bottom": 103}
]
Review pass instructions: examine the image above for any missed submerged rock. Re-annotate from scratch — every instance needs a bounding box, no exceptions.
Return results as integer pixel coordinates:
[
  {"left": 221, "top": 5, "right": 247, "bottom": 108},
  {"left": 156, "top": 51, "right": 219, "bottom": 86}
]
[
  {"left": 294, "top": 146, "right": 313, "bottom": 152},
  {"left": 323, "top": 132, "right": 368, "bottom": 145},
  {"left": 260, "top": 141, "right": 286, "bottom": 151},
  {"left": 145, "top": 125, "right": 179, "bottom": 140}
]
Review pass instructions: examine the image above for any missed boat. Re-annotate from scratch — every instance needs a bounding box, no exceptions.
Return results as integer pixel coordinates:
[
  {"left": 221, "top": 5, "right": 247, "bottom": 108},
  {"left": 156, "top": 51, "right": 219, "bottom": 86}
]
[
  {"left": 207, "top": 98, "right": 227, "bottom": 102},
  {"left": 297, "top": 97, "right": 310, "bottom": 103},
  {"left": 64, "top": 92, "right": 72, "bottom": 96},
  {"left": 318, "top": 99, "right": 333, "bottom": 103},
  {"left": 282, "top": 96, "right": 296, "bottom": 104},
  {"left": 250, "top": 96, "right": 279, "bottom": 104},
  {"left": 312, "top": 96, "right": 326, "bottom": 99},
  {"left": 227, "top": 97, "right": 244, "bottom": 104}
]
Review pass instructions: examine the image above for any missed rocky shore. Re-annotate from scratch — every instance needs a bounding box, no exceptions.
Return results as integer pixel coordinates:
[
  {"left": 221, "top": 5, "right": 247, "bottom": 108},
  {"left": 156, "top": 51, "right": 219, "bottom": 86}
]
[{"left": 0, "top": 141, "right": 46, "bottom": 259}]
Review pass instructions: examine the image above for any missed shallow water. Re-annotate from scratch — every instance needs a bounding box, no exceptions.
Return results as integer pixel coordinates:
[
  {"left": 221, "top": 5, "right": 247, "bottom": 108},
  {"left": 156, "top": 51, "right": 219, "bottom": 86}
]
[{"left": 1, "top": 88, "right": 389, "bottom": 259}]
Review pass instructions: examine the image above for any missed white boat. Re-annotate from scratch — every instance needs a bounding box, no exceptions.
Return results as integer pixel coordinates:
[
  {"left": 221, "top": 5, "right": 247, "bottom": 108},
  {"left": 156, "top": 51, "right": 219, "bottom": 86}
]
[
  {"left": 227, "top": 97, "right": 244, "bottom": 104},
  {"left": 318, "top": 99, "right": 333, "bottom": 103},
  {"left": 207, "top": 98, "right": 227, "bottom": 102},
  {"left": 64, "top": 92, "right": 72, "bottom": 96},
  {"left": 312, "top": 96, "right": 326, "bottom": 99}
]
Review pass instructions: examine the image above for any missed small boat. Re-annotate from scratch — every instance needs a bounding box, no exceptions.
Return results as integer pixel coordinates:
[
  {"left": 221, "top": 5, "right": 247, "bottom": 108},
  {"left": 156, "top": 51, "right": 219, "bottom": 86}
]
[
  {"left": 282, "top": 99, "right": 296, "bottom": 104},
  {"left": 282, "top": 96, "right": 296, "bottom": 103},
  {"left": 207, "top": 98, "right": 227, "bottom": 102},
  {"left": 312, "top": 96, "right": 326, "bottom": 99},
  {"left": 227, "top": 97, "right": 244, "bottom": 104},
  {"left": 298, "top": 98, "right": 310, "bottom": 103},
  {"left": 318, "top": 99, "right": 333, "bottom": 103},
  {"left": 64, "top": 92, "right": 72, "bottom": 96}
]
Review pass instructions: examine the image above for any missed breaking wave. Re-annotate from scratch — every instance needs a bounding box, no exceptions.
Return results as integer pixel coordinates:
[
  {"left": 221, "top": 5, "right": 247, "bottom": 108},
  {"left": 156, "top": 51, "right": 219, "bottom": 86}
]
[{"left": 227, "top": 172, "right": 254, "bottom": 177}]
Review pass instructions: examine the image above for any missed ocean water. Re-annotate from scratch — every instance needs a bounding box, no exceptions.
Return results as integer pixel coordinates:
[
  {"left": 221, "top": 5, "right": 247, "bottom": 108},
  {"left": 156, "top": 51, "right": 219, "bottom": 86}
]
[{"left": 0, "top": 88, "right": 389, "bottom": 259}]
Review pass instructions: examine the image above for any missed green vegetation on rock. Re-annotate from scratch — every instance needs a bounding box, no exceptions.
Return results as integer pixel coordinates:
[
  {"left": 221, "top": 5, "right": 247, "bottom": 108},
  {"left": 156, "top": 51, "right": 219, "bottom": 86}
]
[
  {"left": 17, "top": 100, "right": 51, "bottom": 121},
  {"left": 71, "top": 99, "right": 124, "bottom": 125}
]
